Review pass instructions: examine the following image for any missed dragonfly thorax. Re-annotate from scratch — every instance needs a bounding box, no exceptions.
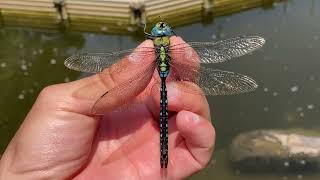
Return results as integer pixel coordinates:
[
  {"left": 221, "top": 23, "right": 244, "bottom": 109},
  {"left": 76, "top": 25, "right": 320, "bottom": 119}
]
[
  {"left": 155, "top": 39, "right": 170, "bottom": 78},
  {"left": 153, "top": 37, "right": 170, "bottom": 46}
]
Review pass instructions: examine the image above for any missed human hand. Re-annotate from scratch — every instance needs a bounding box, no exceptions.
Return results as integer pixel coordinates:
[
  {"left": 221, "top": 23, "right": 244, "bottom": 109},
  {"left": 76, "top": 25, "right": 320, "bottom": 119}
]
[{"left": 0, "top": 37, "right": 215, "bottom": 180}]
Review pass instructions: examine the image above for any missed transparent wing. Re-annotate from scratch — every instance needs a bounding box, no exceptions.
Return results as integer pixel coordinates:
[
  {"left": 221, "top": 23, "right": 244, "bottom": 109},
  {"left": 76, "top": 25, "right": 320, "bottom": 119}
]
[
  {"left": 169, "top": 36, "right": 265, "bottom": 64},
  {"left": 92, "top": 61, "right": 157, "bottom": 114},
  {"left": 65, "top": 47, "right": 155, "bottom": 73},
  {"left": 169, "top": 60, "right": 258, "bottom": 96}
]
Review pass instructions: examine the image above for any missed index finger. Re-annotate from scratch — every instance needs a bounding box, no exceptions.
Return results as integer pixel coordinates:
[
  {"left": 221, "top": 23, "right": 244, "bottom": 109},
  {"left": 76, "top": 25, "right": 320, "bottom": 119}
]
[{"left": 62, "top": 40, "right": 155, "bottom": 115}]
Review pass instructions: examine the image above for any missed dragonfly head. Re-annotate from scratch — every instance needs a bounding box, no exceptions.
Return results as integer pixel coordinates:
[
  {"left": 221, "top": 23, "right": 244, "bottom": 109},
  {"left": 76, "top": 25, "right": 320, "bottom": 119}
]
[{"left": 151, "top": 22, "right": 174, "bottom": 37}]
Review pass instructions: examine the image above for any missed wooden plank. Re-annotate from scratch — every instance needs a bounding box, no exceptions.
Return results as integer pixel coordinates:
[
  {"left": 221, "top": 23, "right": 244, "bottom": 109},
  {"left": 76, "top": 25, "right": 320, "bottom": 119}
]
[
  {"left": 0, "top": 5, "right": 56, "bottom": 12},
  {"left": 12, "top": 0, "right": 55, "bottom": 3},
  {"left": 65, "top": 0, "right": 130, "bottom": 8},
  {"left": 146, "top": 4, "right": 202, "bottom": 18},
  {"left": 1, "top": 9, "right": 57, "bottom": 17},
  {"left": 67, "top": 9, "right": 130, "bottom": 18},
  {"left": 69, "top": 14, "right": 130, "bottom": 23},
  {"left": 213, "top": 0, "right": 263, "bottom": 16},
  {"left": 145, "top": 1, "right": 202, "bottom": 16},
  {"left": 145, "top": 1, "right": 202, "bottom": 13},
  {"left": 214, "top": 0, "right": 261, "bottom": 7},
  {"left": 145, "top": 0, "right": 198, "bottom": 7},
  {"left": 214, "top": 0, "right": 262, "bottom": 10},
  {"left": 0, "top": 1, "right": 53, "bottom": 7},
  {"left": 66, "top": 5, "right": 130, "bottom": 13},
  {"left": 68, "top": 0, "right": 130, "bottom": 3},
  {"left": 145, "top": 0, "right": 202, "bottom": 11}
]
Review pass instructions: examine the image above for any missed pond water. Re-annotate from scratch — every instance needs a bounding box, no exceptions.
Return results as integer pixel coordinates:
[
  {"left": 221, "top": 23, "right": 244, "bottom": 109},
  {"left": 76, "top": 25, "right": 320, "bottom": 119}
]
[{"left": 0, "top": 0, "right": 320, "bottom": 179}]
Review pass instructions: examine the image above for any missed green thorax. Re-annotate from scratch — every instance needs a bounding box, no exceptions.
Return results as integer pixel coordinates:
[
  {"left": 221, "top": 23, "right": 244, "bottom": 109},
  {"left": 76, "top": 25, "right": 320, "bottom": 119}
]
[
  {"left": 153, "top": 36, "right": 170, "bottom": 47},
  {"left": 153, "top": 37, "right": 170, "bottom": 72},
  {"left": 153, "top": 36, "right": 170, "bottom": 63}
]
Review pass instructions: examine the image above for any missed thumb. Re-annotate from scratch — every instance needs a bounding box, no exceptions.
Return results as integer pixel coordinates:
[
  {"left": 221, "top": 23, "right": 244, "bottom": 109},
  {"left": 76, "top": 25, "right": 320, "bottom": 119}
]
[{"left": 176, "top": 110, "right": 215, "bottom": 167}]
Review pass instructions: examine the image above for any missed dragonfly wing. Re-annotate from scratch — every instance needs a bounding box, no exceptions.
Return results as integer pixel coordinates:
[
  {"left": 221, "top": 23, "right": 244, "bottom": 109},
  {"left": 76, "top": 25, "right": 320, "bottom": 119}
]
[
  {"left": 170, "top": 36, "right": 265, "bottom": 64},
  {"left": 65, "top": 47, "right": 155, "bottom": 73},
  {"left": 92, "top": 61, "right": 157, "bottom": 114},
  {"left": 169, "top": 61, "right": 258, "bottom": 96}
]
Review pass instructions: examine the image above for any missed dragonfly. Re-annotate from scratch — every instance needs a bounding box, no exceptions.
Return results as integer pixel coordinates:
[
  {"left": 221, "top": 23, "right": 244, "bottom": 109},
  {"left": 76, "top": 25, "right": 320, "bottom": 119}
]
[{"left": 64, "top": 22, "right": 265, "bottom": 168}]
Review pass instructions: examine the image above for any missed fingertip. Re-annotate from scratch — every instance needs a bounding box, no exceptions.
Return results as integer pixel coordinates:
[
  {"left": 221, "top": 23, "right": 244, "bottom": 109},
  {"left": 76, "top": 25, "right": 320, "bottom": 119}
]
[
  {"left": 138, "top": 39, "right": 154, "bottom": 48},
  {"left": 176, "top": 110, "right": 215, "bottom": 150},
  {"left": 176, "top": 110, "right": 215, "bottom": 166},
  {"left": 170, "top": 36, "right": 185, "bottom": 45},
  {"left": 176, "top": 111, "right": 202, "bottom": 132}
]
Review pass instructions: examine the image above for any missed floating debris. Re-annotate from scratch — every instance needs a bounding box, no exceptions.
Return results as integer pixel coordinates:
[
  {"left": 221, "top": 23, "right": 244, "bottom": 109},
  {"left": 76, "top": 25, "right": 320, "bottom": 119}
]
[
  {"left": 18, "top": 94, "right": 24, "bottom": 100},
  {"left": 263, "top": 107, "right": 269, "bottom": 112},
  {"left": 297, "top": 174, "right": 303, "bottom": 179},
  {"left": 0, "top": 62, "right": 6, "bottom": 68},
  {"left": 272, "top": 92, "right": 278, "bottom": 96},
  {"left": 296, "top": 107, "right": 303, "bottom": 112},
  {"left": 33, "top": 50, "right": 38, "bottom": 55},
  {"left": 21, "top": 64, "right": 27, "bottom": 71},
  {"left": 211, "top": 34, "right": 217, "bottom": 39},
  {"left": 38, "top": 49, "right": 44, "bottom": 54},
  {"left": 299, "top": 112, "right": 305, "bottom": 117},
  {"left": 283, "top": 161, "right": 290, "bottom": 167},
  {"left": 307, "top": 104, "right": 314, "bottom": 110},
  {"left": 290, "top": 86, "right": 299, "bottom": 92},
  {"left": 50, "top": 59, "right": 57, "bottom": 64},
  {"left": 263, "top": 87, "right": 269, "bottom": 92},
  {"left": 28, "top": 89, "right": 34, "bottom": 93}
]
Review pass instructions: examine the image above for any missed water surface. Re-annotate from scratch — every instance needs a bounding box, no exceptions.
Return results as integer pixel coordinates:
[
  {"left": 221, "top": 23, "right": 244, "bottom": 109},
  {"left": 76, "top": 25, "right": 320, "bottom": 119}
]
[{"left": 0, "top": 0, "right": 320, "bottom": 179}]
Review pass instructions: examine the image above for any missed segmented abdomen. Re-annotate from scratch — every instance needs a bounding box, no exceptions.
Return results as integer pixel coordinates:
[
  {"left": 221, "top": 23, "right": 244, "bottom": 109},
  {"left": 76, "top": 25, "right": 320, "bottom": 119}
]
[{"left": 160, "top": 79, "right": 168, "bottom": 168}]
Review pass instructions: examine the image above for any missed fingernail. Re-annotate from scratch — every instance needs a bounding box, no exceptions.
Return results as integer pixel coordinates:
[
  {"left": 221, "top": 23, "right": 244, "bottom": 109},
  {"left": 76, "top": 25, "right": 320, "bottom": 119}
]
[{"left": 167, "top": 83, "right": 179, "bottom": 101}]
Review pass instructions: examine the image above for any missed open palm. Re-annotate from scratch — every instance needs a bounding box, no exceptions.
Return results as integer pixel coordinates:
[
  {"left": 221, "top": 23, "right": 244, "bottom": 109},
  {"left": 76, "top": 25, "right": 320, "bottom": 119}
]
[{"left": 0, "top": 37, "right": 215, "bottom": 180}]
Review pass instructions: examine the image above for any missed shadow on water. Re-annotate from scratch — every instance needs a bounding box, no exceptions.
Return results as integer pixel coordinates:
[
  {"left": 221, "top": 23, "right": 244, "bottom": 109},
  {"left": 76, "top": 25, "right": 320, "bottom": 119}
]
[{"left": 1, "top": 0, "right": 320, "bottom": 179}]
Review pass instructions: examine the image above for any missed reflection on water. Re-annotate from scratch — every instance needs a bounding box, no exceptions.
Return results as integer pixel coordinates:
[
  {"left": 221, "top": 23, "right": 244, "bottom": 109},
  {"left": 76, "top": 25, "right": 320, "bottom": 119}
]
[{"left": 0, "top": 0, "right": 320, "bottom": 179}]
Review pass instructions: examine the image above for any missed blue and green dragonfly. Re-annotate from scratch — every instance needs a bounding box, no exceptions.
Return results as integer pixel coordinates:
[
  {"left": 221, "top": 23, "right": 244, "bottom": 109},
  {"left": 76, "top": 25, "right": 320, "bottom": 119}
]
[{"left": 64, "top": 22, "right": 265, "bottom": 168}]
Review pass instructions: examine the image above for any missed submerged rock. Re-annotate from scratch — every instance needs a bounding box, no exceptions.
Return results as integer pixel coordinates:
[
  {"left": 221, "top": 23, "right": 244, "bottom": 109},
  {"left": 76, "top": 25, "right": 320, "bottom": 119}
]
[{"left": 230, "top": 129, "right": 320, "bottom": 172}]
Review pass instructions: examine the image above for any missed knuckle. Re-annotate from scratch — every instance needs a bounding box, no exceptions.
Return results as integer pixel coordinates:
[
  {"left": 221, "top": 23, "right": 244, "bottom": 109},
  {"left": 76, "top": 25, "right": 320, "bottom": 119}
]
[{"left": 38, "top": 84, "right": 61, "bottom": 99}]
